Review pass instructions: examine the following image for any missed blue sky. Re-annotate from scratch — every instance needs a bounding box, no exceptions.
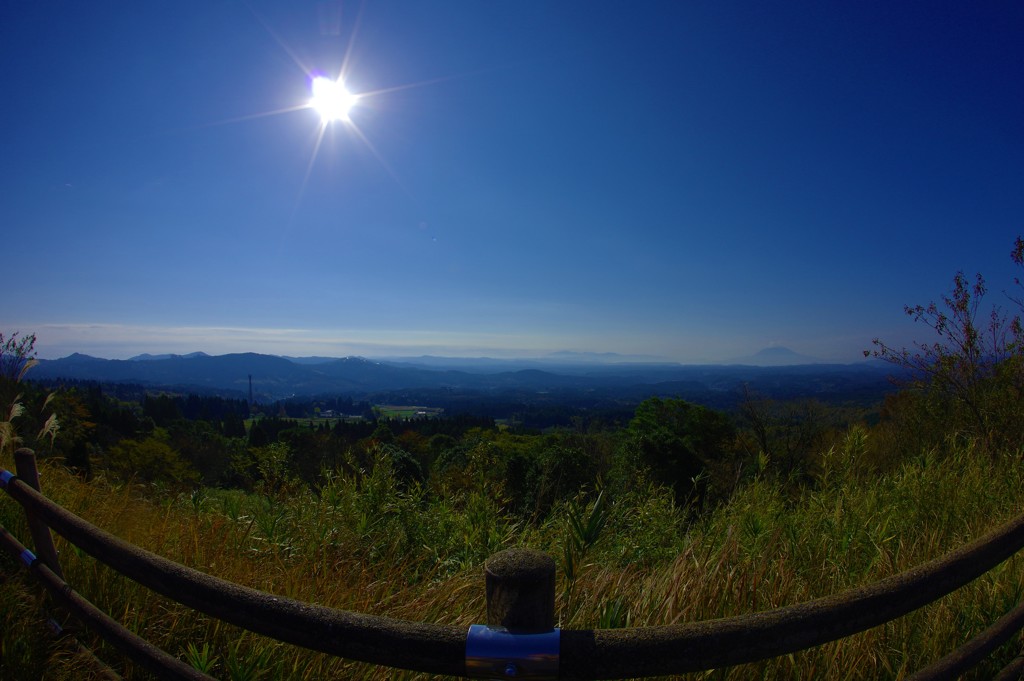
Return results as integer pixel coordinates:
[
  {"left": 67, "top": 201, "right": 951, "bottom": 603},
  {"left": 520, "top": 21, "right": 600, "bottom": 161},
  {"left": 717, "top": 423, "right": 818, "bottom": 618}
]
[{"left": 3, "top": 1, "right": 1022, "bottom": 362}]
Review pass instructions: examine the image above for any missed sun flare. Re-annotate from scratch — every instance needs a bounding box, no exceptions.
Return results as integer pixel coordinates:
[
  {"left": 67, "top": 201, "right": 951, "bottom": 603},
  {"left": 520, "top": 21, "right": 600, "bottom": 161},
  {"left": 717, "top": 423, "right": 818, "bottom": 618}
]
[{"left": 310, "top": 76, "right": 357, "bottom": 122}]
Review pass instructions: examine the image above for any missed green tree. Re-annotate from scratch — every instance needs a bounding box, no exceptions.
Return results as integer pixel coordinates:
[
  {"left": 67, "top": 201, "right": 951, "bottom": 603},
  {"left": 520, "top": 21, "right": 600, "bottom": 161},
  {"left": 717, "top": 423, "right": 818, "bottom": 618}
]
[
  {"left": 45, "top": 390, "right": 96, "bottom": 474},
  {"left": 166, "top": 420, "right": 241, "bottom": 486},
  {"left": 104, "top": 431, "right": 198, "bottom": 485},
  {"left": 737, "top": 387, "right": 835, "bottom": 481},
  {"left": 623, "top": 397, "right": 734, "bottom": 505}
]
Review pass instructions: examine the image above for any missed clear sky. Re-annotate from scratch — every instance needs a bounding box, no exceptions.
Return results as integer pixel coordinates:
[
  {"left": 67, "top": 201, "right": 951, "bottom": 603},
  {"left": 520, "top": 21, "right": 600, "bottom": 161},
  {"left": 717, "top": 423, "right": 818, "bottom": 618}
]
[{"left": 3, "top": 1, "right": 1022, "bottom": 363}]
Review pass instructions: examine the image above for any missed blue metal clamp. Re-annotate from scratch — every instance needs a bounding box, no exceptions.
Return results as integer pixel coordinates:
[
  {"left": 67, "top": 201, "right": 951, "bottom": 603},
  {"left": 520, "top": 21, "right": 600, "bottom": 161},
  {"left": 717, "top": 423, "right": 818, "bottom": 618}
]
[
  {"left": 465, "top": 624, "right": 560, "bottom": 680},
  {"left": 20, "top": 548, "right": 37, "bottom": 568}
]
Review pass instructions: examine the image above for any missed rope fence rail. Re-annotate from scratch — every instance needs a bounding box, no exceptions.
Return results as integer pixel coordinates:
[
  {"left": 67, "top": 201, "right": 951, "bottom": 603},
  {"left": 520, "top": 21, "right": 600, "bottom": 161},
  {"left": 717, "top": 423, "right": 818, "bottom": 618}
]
[{"left": 3, "top": 447, "right": 1024, "bottom": 680}]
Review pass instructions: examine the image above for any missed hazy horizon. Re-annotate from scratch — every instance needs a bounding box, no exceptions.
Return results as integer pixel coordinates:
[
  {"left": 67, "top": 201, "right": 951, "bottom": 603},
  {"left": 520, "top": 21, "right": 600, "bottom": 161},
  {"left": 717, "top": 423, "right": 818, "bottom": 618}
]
[{"left": 25, "top": 323, "right": 862, "bottom": 366}]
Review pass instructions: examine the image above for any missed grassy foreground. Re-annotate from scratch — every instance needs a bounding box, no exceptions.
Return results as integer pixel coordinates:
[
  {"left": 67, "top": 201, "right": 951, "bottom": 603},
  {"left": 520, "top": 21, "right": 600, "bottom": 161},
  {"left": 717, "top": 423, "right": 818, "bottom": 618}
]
[{"left": 2, "top": 438, "right": 1024, "bottom": 680}]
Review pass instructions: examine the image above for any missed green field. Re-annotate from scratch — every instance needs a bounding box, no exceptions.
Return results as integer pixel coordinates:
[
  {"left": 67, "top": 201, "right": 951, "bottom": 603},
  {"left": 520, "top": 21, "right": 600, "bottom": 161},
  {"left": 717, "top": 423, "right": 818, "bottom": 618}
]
[{"left": 375, "top": 405, "right": 444, "bottom": 419}]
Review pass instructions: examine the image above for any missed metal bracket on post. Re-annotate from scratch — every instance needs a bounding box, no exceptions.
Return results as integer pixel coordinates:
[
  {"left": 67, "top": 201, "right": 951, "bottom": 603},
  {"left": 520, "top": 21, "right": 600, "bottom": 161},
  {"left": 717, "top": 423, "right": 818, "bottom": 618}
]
[
  {"left": 470, "top": 548, "right": 559, "bottom": 679},
  {"left": 465, "top": 624, "right": 560, "bottom": 679}
]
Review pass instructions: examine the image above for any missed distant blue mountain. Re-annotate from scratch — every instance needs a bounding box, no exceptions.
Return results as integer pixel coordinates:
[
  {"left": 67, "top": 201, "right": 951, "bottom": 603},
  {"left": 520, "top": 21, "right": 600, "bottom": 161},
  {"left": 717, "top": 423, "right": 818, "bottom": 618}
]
[
  {"left": 130, "top": 352, "right": 210, "bottom": 361},
  {"left": 30, "top": 349, "right": 895, "bottom": 404},
  {"left": 725, "top": 346, "right": 823, "bottom": 366},
  {"left": 540, "top": 350, "right": 670, "bottom": 364},
  {"left": 281, "top": 356, "right": 342, "bottom": 365},
  {"left": 374, "top": 352, "right": 677, "bottom": 374}
]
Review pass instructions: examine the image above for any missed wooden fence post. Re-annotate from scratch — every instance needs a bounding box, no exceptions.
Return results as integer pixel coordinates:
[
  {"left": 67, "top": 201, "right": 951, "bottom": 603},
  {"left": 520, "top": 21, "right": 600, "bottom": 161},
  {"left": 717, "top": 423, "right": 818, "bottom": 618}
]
[
  {"left": 14, "top": 448, "right": 65, "bottom": 580},
  {"left": 484, "top": 548, "right": 555, "bottom": 633}
]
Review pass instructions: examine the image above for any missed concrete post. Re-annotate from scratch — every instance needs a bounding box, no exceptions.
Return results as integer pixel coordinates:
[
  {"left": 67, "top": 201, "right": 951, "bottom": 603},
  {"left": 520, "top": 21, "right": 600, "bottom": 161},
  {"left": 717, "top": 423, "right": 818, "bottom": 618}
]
[
  {"left": 14, "top": 448, "right": 65, "bottom": 580},
  {"left": 484, "top": 548, "right": 555, "bottom": 633}
]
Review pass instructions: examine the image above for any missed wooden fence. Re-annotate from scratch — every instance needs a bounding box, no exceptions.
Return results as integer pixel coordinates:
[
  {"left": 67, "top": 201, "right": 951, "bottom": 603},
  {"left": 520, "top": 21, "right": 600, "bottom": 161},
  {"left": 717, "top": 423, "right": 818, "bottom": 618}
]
[{"left": 3, "top": 447, "right": 1024, "bottom": 680}]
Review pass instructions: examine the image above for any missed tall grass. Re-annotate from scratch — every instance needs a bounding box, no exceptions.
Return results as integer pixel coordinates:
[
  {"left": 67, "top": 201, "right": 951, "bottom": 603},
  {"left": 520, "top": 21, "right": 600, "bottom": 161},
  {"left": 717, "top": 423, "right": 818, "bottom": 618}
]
[{"left": 3, "top": 436, "right": 1024, "bottom": 679}]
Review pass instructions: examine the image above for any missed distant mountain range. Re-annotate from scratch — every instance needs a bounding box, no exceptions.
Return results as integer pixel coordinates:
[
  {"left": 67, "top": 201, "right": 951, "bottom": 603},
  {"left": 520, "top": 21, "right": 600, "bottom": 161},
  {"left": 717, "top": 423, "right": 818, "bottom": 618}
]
[
  {"left": 725, "top": 346, "right": 824, "bottom": 366},
  {"left": 130, "top": 352, "right": 210, "bottom": 361},
  {"left": 29, "top": 348, "right": 897, "bottom": 406}
]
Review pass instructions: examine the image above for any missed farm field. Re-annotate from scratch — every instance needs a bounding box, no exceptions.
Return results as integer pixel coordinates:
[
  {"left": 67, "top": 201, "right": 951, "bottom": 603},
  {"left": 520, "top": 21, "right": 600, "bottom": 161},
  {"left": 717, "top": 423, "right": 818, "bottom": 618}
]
[{"left": 375, "top": 405, "right": 444, "bottom": 420}]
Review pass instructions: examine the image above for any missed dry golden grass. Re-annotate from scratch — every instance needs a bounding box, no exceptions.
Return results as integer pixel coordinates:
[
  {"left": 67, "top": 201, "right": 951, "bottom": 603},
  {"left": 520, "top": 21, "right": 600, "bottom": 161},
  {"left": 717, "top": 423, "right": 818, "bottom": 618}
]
[{"left": 2, "top": 440, "right": 1024, "bottom": 679}]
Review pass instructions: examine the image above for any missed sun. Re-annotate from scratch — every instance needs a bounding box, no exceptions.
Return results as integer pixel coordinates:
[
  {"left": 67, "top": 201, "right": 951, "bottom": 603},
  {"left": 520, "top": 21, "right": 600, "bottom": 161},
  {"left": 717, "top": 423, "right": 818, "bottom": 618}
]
[{"left": 310, "top": 76, "right": 357, "bottom": 123}]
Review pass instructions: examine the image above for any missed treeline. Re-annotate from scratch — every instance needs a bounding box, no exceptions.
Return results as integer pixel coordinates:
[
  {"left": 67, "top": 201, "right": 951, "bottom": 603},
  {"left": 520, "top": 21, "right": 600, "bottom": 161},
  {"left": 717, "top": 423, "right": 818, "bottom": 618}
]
[
  {"left": 10, "top": 358, "right": 1018, "bottom": 536},
  {"left": 6, "top": 368, "right": 877, "bottom": 523},
  {"left": 6, "top": 356, "right": 998, "bottom": 529},
  {"left": 0, "top": 349, "right": 1012, "bottom": 533}
]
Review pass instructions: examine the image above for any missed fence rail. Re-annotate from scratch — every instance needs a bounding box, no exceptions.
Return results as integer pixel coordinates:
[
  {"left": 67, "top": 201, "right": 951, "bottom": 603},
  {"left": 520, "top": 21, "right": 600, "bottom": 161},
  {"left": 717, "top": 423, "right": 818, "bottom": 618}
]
[
  {"left": 0, "top": 524, "right": 214, "bottom": 681},
  {"left": 3, "top": 447, "right": 1024, "bottom": 680}
]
